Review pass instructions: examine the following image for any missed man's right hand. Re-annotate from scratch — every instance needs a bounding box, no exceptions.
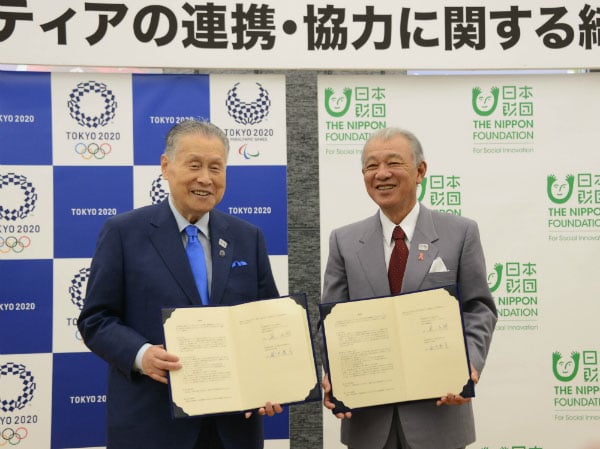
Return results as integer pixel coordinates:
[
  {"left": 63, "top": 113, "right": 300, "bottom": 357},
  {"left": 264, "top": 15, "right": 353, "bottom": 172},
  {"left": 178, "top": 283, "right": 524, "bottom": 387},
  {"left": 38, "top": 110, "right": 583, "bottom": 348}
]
[
  {"left": 322, "top": 374, "right": 352, "bottom": 419},
  {"left": 141, "top": 344, "right": 182, "bottom": 384}
]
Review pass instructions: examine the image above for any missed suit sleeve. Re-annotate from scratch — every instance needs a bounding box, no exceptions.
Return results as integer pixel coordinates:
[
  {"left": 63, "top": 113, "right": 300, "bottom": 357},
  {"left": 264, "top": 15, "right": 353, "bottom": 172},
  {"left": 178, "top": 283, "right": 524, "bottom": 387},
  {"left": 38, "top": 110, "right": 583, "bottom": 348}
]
[
  {"left": 256, "top": 228, "right": 280, "bottom": 300},
  {"left": 458, "top": 220, "right": 498, "bottom": 374},
  {"left": 77, "top": 218, "right": 149, "bottom": 380},
  {"left": 321, "top": 229, "right": 350, "bottom": 303},
  {"left": 318, "top": 229, "right": 351, "bottom": 370}
]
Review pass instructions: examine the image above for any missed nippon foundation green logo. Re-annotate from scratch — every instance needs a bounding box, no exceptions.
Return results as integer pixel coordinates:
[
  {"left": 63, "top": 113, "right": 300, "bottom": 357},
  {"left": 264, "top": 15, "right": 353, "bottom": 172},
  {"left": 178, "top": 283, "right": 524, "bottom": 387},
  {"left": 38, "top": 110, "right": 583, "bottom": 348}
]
[
  {"left": 323, "top": 86, "right": 387, "bottom": 154},
  {"left": 471, "top": 84, "right": 535, "bottom": 155},
  {"left": 418, "top": 175, "right": 462, "bottom": 216},
  {"left": 552, "top": 349, "right": 600, "bottom": 420},
  {"left": 546, "top": 173, "right": 600, "bottom": 239},
  {"left": 324, "top": 87, "right": 352, "bottom": 118},
  {"left": 487, "top": 261, "right": 539, "bottom": 331}
]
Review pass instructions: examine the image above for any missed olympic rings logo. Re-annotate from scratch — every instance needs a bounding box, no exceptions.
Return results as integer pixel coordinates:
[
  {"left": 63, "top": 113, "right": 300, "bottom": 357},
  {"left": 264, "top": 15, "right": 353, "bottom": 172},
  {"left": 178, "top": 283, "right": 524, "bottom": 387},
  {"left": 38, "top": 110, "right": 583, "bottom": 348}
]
[
  {"left": 0, "top": 236, "right": 31, "bottom": 254},
  {"left": 74, "top": 142, "right": 112, "bottom": 159},
  {"left": 0, "top": 427, "right": 28, "bottom": 446}
]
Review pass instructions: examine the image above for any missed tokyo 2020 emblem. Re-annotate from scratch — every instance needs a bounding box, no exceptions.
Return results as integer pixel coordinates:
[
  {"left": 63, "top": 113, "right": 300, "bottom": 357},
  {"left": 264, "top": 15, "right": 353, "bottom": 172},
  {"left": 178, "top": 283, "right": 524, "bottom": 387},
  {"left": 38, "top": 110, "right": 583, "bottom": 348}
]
[
  {"left": 69, "top": 267, "right": 90, "bottom": 311},
  {"left": 67, "top": 80, "right": 117, "bottom": 128},
  {"left": 0, "top": 173, "right": 37, "bottom": 221},
  {"left": 225, "top": 82, "right": 271, "bottom": 125},
  {"left": 0, "top": 363, "right": 36, "bottom": 413},
  {"left": 150, "top": 174, "right": 169, "bottom": 205}
]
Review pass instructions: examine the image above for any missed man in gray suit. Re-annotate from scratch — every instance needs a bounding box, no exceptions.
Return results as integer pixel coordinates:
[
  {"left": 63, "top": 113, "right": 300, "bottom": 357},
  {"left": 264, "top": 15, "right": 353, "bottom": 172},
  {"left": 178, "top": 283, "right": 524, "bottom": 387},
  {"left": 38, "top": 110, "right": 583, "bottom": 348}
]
[{"left": 321, "top": 127, "right": 497, "bottom": 449}]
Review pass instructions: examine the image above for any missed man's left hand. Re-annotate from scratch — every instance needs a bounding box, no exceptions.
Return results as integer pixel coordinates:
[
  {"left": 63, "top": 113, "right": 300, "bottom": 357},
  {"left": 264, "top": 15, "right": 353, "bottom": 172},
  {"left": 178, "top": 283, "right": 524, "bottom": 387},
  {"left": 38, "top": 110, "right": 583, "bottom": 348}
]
[
  {"left": 245, "top": 402, "right": 283, "bottom": 418},
  {"left": 436, "top": 366, "right": 479, "bottom": 407}
]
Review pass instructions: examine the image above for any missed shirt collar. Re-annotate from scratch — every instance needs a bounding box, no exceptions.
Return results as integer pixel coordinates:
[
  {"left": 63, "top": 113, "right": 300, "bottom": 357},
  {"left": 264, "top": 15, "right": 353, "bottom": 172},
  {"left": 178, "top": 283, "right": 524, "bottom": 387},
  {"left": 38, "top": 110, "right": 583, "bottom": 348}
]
[
  {"left": 379, "top": 202, "right": 420, "bottom": 246},
  {"left": 167, "top": 195, "right": 210, "bottom": 237}
]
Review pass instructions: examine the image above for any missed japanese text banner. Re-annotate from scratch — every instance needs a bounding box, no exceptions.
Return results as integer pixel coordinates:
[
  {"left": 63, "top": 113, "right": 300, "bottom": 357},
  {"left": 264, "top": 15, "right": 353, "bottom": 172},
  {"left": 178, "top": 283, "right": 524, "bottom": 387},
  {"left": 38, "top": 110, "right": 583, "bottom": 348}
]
[{"left": 0, "top": 0, "right": 599, "bottom": 70}]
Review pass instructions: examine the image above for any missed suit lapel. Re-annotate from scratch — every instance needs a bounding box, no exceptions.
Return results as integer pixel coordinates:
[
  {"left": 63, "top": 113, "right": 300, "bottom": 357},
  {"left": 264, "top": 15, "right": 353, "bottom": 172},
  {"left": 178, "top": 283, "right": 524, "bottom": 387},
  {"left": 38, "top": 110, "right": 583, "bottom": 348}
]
[
  {"left": 148, "top": 201, "right": 201, "bottom": 305},
  {"left": 357, "top": 213, "right": 390, "bottom": 297},
  {"left": 404, "top": 205, "right": 439, "bottom": 293},
  {"left": 207, "top": 210, "right": 233, "bottom": 305}
]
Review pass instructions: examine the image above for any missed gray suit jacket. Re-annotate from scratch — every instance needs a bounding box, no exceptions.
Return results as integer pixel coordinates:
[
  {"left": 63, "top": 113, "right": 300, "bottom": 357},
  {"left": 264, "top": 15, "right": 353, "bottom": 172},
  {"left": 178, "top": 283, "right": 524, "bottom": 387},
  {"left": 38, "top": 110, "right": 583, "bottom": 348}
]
[{"left": 322, "top": 204, "right": 497, "bottom": 449}]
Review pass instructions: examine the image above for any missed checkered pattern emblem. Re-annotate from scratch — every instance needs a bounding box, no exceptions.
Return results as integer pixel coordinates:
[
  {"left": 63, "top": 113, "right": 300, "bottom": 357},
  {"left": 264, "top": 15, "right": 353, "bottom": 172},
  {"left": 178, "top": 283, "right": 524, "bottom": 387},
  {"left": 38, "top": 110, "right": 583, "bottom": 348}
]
[
  {"left": 67, "top": 80, "right": 117, "bottom": 128},
  {"left": 0, "top": 173, "right": 37, "bottom": 221},
  {"left": 225, "top": 82, "right": 271, "bottom": 125},
  {"left": 69, "top": 267, "right": 91, "bottom": 310},
  {"left": 150, "top": 174, "right": 169, "bottom": 205},
  {"left": 0, "top": 363, "right": 36, "bottom": 412}
]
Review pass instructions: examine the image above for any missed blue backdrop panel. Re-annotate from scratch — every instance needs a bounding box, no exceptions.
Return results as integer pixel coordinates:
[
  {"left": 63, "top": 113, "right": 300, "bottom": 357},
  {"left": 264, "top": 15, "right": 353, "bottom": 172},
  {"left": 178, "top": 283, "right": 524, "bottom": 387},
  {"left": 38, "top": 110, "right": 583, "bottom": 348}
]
[
  {"left": 132, "top": 74, "right": 211, "bottom": 165},
  {"left": 53, "top": 166, "right": 133, "bottom": 259},
  {"left": 265, "top": 408, "right": 290, "bottom": 440},
  {"left": 1, "top": 72, "right": 289, "bottom": 449},
  {"left": 51, "top": 352, "right": 107, "bottom": 449},
  {"left": 0, "top": 259, "right": 53, "bottom": 355},
  {"left": 217, "top": 165, "right": 288, "bottom": 255},
  {"left": 0, "top": 71, "right": 52, "bottom": 165}
]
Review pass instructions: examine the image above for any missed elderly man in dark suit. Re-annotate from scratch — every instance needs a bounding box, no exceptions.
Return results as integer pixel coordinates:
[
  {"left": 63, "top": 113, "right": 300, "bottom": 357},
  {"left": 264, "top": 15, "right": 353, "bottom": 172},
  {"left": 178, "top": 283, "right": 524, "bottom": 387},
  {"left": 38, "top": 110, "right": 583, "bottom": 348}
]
[
  {"left": 78, "top": 120, "right": 281, "bottom": 449},
  {"left": 321, "top": 127, "right": 497, "bottom": 449}
]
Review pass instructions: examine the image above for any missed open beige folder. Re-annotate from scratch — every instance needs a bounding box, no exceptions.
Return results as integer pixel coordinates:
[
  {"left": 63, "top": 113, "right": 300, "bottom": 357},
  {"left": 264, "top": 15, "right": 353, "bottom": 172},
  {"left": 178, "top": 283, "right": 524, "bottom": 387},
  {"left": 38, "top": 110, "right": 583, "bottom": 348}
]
[
  {"left": 162, "top": 295, "right": 320, "bottom": 417},
  {"left": 320, "top": 285, "right": 473, "bottom": 412}
]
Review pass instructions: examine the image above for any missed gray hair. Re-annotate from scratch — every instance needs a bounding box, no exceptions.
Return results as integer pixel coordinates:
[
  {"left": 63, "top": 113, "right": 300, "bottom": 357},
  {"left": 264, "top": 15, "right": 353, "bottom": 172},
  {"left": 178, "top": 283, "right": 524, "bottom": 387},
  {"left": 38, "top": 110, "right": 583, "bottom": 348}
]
[
  {"left": 164, "top": 119, "right": 230, "bottom": 160},
  {"left": 362, "top": 127, "right": 425, "bottom": 167}
]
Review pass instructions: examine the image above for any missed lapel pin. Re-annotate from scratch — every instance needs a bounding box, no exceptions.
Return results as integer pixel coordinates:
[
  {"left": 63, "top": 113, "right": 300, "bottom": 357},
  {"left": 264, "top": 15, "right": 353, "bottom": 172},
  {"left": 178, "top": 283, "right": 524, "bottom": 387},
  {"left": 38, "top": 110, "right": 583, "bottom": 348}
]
[
  {"left": 418, "top": 243, "right": 429, "bottom": 251},
  {"left": 219, "top": 249, "right": 226, "bottom": 257},
  {"left": 418, "top": 252, "right": 424, "bottom": 261},
  {"left": 219, "top": 239, "right": 227, "bottom": 248}
]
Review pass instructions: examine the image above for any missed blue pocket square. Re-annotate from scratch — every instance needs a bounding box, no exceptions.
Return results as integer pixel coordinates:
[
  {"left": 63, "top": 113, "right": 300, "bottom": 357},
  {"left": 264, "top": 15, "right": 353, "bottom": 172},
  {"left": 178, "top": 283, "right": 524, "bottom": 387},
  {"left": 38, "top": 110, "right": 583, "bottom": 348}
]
[{"left": 231, "top": 260, "right": 248, "bottom": 268}]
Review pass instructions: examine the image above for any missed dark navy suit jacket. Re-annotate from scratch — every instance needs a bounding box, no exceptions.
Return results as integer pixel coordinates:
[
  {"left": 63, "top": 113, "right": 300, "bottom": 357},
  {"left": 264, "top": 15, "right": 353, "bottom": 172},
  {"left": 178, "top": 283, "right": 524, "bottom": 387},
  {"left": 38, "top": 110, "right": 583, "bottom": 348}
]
[{"left": 78, "top": 200, "right": 279, "bottom": 449}]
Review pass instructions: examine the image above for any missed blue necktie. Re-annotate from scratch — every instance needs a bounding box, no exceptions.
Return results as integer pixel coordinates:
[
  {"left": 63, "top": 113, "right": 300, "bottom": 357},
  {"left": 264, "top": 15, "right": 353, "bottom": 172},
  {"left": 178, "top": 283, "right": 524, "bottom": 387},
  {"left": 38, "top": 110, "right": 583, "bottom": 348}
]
[{"left": 184, "top": 225, "right": 209, "bottom": 305}]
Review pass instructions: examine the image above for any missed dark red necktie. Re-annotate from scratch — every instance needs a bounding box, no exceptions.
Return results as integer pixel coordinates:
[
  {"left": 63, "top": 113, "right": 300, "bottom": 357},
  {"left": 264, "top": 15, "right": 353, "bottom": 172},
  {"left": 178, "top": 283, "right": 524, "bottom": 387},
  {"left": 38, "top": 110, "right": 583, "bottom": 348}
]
[{"left": 388, "top": 226, "right": 408, "bottom": 295}]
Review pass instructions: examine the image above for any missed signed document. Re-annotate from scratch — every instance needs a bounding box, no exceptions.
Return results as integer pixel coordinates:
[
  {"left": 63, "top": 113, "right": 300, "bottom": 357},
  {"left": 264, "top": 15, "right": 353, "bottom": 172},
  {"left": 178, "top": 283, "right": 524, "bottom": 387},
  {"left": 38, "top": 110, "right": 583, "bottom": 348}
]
[
  {"left": 320, "top": 286, "right": 473, "bottom": 411},
  {"left": 162, "top": 295, "right": 320, "bottom": 417}
]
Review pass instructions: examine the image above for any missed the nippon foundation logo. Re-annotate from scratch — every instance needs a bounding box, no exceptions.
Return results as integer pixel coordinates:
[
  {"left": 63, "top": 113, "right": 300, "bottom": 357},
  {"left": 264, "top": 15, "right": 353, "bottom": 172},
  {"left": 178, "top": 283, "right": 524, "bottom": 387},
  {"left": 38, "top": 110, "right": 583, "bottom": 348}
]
[
  {"left": 552, "top": 349, "right": 600, "bottom": 417},
  {"left": 324, "top": 87, "right": 352, "bottom": 118},
  {"left": 67, "top": 80, "right": 118, "bottom": 160},
  {"left": 486, "top": 261, "right": 539, "bottom": 332},
  {"left": 471, "top": 84, "right": 535, "bottom": 155},
  {"left": 0, "top": 363, "right": 36, "bottom": 412},
  {"left": 225, "top": 82, "right": 271, "bottom": 125},
  {"left": 417, "top": 175, "right": 462, "bottom": 216},
  {"left": 547, "top": 174, "right": 575, "bottom": 205},
  {"left": 546, "top": 173, "right": 600, "bottom": 238},
  {"left": 69, "top": 267, "right": 90, "bottom": 311},
  {"left": 322, "top": 85, "right": 387, "bottom": 150}
]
